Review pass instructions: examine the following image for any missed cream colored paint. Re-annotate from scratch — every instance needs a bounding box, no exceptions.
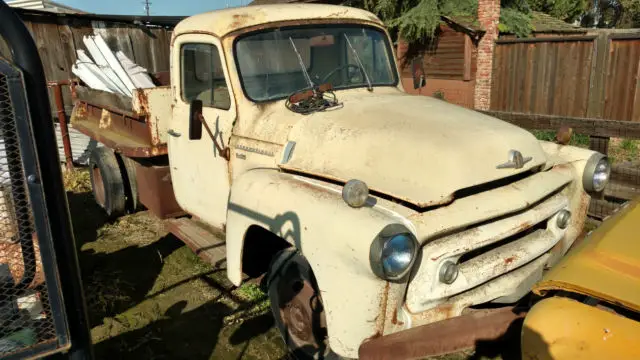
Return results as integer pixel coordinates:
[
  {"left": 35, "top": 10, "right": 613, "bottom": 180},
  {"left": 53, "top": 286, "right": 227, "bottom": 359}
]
[
  {"left": 132, "top": 86, "right": 172, "bottom": 146},
  {"left": 281, "top": 89, "right": 547, "bottom": 207},
  {"left": 168, "top": 33, "right": 236, "bottom": 229},
  {"left": 172, "top": 3, "right": 383, "bottom": 38},
  {"left": 226, "top": 169, "right": 414, "bottom": 357}
]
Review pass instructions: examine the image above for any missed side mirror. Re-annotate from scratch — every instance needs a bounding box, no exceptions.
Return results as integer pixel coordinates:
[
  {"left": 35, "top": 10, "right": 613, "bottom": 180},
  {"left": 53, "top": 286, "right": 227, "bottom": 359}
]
[
  {"left": 411, "top": 57, "right": 426, "bottom": 89},
  {"left": 189, "top": 99, "right": 203, "bottom": 140}
]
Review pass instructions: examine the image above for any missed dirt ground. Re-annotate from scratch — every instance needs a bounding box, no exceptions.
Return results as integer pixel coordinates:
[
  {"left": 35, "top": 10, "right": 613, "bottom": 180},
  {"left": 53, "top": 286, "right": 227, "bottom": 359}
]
[{"left": 64, "top": 170, "right": 287, "bottom": 360}]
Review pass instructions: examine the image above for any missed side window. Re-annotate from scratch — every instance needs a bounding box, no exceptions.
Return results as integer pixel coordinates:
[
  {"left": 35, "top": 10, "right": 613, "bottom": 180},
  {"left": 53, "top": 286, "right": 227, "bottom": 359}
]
[{"left": 181, "top": 43, "right": 231, "bottom": 110}]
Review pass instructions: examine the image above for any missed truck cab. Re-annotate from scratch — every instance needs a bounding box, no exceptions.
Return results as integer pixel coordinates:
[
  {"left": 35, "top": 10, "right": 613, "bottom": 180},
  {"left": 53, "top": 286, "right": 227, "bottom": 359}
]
[{"left": 71, "top": 4, "right": 610, "bottom": 359}]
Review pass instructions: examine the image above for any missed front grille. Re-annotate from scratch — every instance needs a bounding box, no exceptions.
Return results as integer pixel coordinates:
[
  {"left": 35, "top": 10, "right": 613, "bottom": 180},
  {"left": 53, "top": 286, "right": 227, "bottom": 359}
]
[{"left": 406, "top": 169, "right": 573, "bottom": 316}]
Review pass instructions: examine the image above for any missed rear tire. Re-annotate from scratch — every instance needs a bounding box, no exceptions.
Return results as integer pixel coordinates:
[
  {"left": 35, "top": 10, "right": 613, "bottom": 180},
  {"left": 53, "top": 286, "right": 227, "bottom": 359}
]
[
  {"left": 267, "top": 250, "right": 343, "bottom": 360},
  {"left": 89, "top": 147, "right": 126, "bottom": 218},
  {"left": 119, "top": 155, "right": 139, "bottom": 213}
]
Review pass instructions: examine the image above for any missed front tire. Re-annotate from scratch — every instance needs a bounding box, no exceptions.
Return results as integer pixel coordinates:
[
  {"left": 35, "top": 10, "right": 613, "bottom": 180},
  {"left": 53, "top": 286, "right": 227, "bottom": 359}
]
[{"left": 267, "top": 250, "right": 341, "bottom": 360}]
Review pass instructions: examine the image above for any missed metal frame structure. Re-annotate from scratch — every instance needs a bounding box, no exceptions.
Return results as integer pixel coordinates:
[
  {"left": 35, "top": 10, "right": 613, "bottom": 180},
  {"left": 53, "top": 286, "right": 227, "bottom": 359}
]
[{"left": 0, "top": 1, "right": 92, "bottom": 358}]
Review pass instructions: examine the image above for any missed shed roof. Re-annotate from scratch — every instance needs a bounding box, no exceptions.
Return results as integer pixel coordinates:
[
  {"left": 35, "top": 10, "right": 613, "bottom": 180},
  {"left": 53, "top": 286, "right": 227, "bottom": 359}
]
[
  {"left": 529, "top": 11, "right": 585, "bottom": 33},
  {"left": 173, "top": 4, "right": 383, "bottom": 38}
]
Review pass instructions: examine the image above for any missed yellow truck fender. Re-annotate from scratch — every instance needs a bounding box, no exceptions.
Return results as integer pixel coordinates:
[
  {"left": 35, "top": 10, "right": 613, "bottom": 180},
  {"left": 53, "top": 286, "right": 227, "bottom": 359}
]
[{"left": 225, "top": 168, "right": 411, "bottom": 357}]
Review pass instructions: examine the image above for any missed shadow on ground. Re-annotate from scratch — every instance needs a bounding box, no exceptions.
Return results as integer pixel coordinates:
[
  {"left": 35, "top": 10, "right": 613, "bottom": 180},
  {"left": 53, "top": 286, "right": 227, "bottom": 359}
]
[{"left": 66, "top": 188, "right": 287, "bottom": 360}]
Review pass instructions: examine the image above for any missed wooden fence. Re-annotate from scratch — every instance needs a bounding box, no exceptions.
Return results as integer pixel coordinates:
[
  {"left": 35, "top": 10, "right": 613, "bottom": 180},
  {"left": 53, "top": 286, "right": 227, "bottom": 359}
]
[
  {"left": 491, "top": 30, "right": 640, "bottom": 122},
  {"left": 0, "top": 8, "right": 179, "bottom": 113}
]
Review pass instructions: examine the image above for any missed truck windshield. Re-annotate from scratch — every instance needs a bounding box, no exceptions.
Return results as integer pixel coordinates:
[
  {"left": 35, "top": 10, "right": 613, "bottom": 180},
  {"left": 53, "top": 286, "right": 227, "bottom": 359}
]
[{"left": 234, "top": 25, "right": 397, "bottom": 102}]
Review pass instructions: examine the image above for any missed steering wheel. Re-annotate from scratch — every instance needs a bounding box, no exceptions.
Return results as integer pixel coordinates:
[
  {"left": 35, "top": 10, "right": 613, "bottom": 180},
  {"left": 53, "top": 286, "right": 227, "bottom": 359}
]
[{"left": 321, "top": 64, "right": 364, "bottom": 85}]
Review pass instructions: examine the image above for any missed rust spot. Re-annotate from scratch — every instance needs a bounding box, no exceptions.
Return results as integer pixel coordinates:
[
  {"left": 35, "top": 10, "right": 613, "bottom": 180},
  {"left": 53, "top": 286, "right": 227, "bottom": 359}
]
[
  {"left": 515, "top": 221, "right": 533, "bottom": 233},
  {"left": 229, "top": 13, "right": 255, "bottom": 31},
  {"left": 375, "top": 282, "right": 390, "bottom": 334},
  {"left": 504, "top": 256, "right": 516, "bottom": 265},
  {"left": 431, "top": 253, "right": 445, "bottom": 261},
  {"left": 291, "top": 178, "right": 337, "bottom": 200},
  {"left": 136, "top": 89, "right": 150, "bottom": 115}
]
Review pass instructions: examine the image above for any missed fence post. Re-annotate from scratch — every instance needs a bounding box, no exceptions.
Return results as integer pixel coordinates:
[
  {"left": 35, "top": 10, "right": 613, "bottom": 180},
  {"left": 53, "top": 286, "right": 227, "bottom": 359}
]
[
  {"left": 587, "top": 32, "right": 611, "bottom": 155},
  {"left": 587, "top": 32, "right": 609, "bottom": 119}
]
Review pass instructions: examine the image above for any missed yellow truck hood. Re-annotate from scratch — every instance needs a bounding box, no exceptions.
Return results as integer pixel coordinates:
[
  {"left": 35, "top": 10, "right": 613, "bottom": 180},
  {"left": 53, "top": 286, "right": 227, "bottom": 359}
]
[
  {"left": 280, "top": 91, "right": 547, "bottom": 207},
  {"left": 533, "top": 198, "right": 640, "bottom": 312}
]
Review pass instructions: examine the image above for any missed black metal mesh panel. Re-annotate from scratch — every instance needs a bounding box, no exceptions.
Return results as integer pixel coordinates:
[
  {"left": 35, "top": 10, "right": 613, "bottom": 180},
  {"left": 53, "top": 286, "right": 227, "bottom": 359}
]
[
  {"left": 0, "top": 72, "right": 57, "bottom": 356},
  {"left": 588, "top": 161, "right": 640, "bottom": 220}
]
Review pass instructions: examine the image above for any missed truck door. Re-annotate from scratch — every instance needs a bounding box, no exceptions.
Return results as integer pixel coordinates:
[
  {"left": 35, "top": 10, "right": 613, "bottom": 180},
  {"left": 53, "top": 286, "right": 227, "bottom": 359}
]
[{"left": 168, "top": 35, "right": 235, "bottom": 229}]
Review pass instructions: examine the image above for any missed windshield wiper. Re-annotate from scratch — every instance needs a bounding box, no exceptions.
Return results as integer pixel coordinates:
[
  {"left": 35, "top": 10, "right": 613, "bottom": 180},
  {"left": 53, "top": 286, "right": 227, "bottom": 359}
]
[
  {"left": 288, "top": 37, "right": 314, "bottom": 90},
  {"left": 343, "top": 33, "right": 373, "bottom": 91}
]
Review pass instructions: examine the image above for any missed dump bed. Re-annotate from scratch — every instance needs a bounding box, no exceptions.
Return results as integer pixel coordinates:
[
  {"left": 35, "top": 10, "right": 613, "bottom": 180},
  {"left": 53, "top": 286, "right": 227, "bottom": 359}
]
[{"left": 70, "top": 85, "right": 172, "bottom": 158}]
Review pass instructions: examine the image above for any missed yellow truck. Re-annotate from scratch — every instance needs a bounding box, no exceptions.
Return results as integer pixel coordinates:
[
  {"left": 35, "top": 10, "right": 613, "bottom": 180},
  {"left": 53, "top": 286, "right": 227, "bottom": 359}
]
[
  {"left": 70, "top": 4, "right": 610, "bottom": 359},
  {"left": 522, "top": 198, "right": 640, "bottom": 360}
]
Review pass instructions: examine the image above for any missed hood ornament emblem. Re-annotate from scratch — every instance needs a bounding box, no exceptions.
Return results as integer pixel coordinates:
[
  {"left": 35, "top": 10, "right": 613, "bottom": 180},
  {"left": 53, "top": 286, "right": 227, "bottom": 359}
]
[{"left": 496, "top": 150, "right": 532, "bottom": 169}]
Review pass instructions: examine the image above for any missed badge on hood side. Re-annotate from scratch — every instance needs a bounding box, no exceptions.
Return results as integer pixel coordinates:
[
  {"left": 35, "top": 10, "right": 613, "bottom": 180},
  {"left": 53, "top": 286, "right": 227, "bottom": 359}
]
[{"left": 496, "top": 150, "right": 532, "bottom": 169}]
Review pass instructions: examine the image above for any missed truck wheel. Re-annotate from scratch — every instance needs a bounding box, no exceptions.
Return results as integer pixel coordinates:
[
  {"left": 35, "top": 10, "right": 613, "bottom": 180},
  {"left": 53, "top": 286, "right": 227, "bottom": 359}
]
[
  {"left": 268, "top": 250, "right": 342, "bottom": 360},
  {"left": 89, "top": 147, "right": 126, "bottom": 217},
  {"left": 119, "top": 155, "right": 139, "bottom": 213}
]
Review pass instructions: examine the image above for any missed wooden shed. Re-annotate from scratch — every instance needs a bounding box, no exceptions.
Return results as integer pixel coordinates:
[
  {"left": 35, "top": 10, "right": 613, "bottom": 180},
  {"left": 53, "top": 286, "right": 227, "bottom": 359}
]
[{"left": 397, "top": 12, "right": 587, "bottom": 109}]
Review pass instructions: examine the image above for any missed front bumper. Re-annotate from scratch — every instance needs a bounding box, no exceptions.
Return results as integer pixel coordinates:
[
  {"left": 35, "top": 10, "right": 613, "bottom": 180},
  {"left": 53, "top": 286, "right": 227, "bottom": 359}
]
[{"left": 359, "top": 306, "right": 526, "bottom": 359}]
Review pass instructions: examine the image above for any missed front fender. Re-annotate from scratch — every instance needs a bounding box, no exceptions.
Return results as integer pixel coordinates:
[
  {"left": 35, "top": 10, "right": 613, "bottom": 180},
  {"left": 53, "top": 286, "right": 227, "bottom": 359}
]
[{"left": 225, "top": 169, "right": 410, "bottom": 357}]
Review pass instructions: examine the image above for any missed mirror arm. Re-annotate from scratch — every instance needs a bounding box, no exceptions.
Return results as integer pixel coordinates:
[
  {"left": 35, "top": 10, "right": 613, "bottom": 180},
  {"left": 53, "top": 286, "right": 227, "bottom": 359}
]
[{"left": 197, "top": 113, "right": 231, "bottom": 161}]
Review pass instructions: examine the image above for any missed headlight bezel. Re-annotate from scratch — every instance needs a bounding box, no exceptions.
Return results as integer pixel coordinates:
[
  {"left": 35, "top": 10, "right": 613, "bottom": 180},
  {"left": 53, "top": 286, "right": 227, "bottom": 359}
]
[
  {"left": 582, "top": 153, "right": 610, "bottom": 193},
  {"left": 369, "top": 224, "right": 419, "bottom": 282}
]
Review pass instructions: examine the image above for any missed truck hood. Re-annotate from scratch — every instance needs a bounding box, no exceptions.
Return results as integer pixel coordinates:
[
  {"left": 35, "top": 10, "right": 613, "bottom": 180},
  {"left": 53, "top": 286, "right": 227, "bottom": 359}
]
[{"left": 280, "top": 91, "right": 547, "bottom": 208}]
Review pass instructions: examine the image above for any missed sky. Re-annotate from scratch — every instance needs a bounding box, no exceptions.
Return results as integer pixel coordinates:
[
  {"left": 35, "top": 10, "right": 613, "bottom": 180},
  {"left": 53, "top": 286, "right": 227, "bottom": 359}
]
[{"left": 55, "top": 0, "right": 249, "bottom": 16}]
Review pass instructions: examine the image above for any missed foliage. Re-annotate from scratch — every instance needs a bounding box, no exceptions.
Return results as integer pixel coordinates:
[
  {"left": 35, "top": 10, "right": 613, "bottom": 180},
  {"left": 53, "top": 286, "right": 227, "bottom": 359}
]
[
  {"left": 618, "top": 0, "right": 640, "bottom": 27},
  {"left": 347, "top": 0, "right": 541, "bottom": 40},
  {"left": 499, "top": 6, "right": 534, "bottom": 36},
  {"left": 528, "top": 0, "right": 590, "bottom": 22}
]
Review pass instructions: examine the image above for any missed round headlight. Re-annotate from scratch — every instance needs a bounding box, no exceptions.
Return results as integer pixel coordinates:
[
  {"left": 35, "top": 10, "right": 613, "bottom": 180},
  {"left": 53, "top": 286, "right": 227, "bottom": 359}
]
[
  {"left": 370, "top": 224, "right": 418, "bottom": 281},
  {"left": 583, "top": 154, "right": 610, "bottom": 193}
]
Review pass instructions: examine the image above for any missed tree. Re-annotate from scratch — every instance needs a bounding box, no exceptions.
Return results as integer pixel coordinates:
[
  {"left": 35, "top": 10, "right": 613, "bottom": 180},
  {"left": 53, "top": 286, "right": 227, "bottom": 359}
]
[
  {"left": 346, "top": 0, "right": 590, "bottom": 41},
  {"left": 619, "top": 0, "right": 640, "bottom": 27},
  {"left": 528, "top": 0, "right": 590, "bottom": 23}
]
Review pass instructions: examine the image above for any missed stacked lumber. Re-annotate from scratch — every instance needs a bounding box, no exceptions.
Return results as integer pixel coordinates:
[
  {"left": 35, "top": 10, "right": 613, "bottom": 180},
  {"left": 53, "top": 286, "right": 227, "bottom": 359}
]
[{"left": 71, "top": 34, "right": 155, "bottom": 97}]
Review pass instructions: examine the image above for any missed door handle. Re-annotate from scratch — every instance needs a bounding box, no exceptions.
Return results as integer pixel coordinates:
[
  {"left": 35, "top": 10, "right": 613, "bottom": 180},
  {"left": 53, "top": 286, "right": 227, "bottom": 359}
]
[{"left": 167, "top": 129, "right": 181, "bottom": 137}]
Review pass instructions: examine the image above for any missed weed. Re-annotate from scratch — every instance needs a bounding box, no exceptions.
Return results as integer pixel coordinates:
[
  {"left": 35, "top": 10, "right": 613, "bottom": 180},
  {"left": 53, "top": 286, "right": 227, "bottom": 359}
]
[
  {"left": 235, "top": 283, "right": 267, "bottom": 303},
  {"left": 63, "top": 168, "right": 91, "bottom": 192},
  {"left": 433, "top": 89, "right": 446, "bottom": 100},
  {"left": 530, "top": 130, "right": 589, "bottom": 148}
]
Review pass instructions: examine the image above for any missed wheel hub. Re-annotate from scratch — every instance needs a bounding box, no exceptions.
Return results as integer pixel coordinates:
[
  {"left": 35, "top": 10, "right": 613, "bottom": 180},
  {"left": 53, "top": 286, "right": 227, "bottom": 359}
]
[{"left": 278, "top": 277, "right": 328, "bottom": 357}]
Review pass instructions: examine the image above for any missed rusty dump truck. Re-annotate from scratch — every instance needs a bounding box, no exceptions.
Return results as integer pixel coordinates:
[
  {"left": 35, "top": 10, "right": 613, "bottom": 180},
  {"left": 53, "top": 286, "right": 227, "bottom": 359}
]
[{"left": 70, "top": 4, "right": 610, "bottom": 359}]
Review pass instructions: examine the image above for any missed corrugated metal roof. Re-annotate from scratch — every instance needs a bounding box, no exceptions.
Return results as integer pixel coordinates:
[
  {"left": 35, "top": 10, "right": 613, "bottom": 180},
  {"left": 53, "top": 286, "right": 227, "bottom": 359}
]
[
  {"left": 13, "top": 7, "right": 184, "bottom": 27},
  {"left": 7, "top": 0, "right": 86, "bottom": 14}
]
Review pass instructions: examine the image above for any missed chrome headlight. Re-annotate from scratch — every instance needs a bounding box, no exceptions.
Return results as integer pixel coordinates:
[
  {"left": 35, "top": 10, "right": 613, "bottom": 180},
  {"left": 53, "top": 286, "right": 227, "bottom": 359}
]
[
  {"left": 370, "top": 224, "right": 418, "bottom": 281},
  {"left": 582, "top": 153, "right": 610, "bottom": 193}
]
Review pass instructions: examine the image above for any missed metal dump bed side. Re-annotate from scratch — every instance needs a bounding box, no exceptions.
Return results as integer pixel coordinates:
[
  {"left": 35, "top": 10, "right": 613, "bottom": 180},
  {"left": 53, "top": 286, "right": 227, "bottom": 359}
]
[{"left": 70, "top": 85, "right": 172, "bottom": 158}]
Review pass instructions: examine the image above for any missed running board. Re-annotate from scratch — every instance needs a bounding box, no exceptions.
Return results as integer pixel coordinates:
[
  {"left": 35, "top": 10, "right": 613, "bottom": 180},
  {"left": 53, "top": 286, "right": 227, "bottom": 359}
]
[{"left": 165, "top": 217, "right": 227, "bottom": 268}]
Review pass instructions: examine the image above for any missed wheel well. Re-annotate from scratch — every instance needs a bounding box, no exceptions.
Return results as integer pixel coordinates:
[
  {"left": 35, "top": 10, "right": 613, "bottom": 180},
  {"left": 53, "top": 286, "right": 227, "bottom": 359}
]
[{"left": 241, "top": 225, "right": 292, "bottom": 279}]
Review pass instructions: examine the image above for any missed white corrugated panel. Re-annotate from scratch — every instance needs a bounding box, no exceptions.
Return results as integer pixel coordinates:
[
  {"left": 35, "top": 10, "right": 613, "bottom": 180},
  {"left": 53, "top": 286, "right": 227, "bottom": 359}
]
[{"left": 54, "top": 124, "right": 102, "bottom": 165}]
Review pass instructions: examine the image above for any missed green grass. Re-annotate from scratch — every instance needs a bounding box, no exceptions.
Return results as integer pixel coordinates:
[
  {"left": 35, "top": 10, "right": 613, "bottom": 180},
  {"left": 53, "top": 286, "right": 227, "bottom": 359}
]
[{"left": 530, "top": 129, "right": 590, "bottom": 148}]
